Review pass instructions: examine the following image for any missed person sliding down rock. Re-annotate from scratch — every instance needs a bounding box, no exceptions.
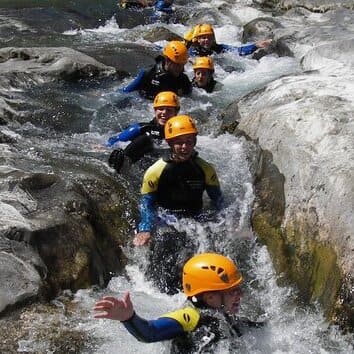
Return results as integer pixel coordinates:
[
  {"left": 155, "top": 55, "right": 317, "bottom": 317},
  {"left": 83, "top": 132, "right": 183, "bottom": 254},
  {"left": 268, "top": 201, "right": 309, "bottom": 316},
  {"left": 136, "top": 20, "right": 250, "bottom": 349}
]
[
  {"left": 121, "top": 41, "right": 192, "bottom": 99},
  {"left": 94, "top": 253, "right": 264, "bottom": 353},
  {"left": 133, "top": 115, "right": 223, "bottom": 294}
]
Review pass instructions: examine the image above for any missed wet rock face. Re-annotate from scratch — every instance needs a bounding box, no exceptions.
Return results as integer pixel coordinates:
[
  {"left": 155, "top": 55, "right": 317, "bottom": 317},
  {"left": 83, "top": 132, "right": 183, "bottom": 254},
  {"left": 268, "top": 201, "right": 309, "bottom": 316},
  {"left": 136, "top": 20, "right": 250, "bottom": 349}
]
[
  {"left": 0, "top": 299, "right": 96, "bottom": 354},
  {"left": 228, "top": 5, "right": 354, "bottom": 329},
  {"left": 254, "top": 0, "right": 354, "bottom": 11},
  {"left": 0, "top": 47, "right": 117, "bottom": 126},
  {"left": 0, "top": 165, "right": 136, "bottom": 311}
]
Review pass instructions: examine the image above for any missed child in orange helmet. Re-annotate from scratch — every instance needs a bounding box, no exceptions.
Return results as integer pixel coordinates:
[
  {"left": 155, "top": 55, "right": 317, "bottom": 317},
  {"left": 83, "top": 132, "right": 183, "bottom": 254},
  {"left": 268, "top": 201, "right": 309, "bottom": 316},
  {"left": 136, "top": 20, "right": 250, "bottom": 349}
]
[{"left": 94, "top": 253, "right": 263, "bottom": 352}]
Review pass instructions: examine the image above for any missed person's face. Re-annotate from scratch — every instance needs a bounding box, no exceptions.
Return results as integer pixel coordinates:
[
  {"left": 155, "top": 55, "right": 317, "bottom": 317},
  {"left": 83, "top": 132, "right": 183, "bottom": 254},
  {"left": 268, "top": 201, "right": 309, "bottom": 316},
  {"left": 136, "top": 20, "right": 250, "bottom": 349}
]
[
  {"left": 194, "top": 68, "right": 212, "bottom": 88},
  {"left": 154, "top": 106, "right": 178, "bottom": 126},
  {"left": 168, "top": 133, "right": 196, "bottom": 162},
  {"left": 202, "top": 285, "right": 243, "bottom": 314},
  {"left": 196, "top": 34, "right": 215, "bottom": 49},
  {"left": 164, "top": 58, "right": 185, "bottom": 77}
]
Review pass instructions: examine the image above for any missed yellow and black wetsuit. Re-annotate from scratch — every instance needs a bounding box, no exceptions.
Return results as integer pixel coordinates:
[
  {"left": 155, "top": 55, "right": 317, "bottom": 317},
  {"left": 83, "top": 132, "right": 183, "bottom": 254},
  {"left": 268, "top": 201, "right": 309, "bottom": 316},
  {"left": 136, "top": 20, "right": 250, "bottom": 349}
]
[
  {"left": 121, "top": 304, "right": 264, "bottom": 352},
  {"left": 138, "top": 152, "right": 223, "bottom": 232}
]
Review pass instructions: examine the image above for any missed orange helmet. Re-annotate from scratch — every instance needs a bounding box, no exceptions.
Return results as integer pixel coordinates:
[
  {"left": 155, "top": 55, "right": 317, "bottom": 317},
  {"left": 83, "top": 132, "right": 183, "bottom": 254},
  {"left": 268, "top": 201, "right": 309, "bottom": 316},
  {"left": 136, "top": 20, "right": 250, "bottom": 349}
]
[
  {"left": 193, "top": 56, "right": 214, "bottom": 71},
  {"left": 163, "top": 41, "right": 188, "bottom": 64},
  {"left": 183, "top": 253, "right": 243, "bottom": 297},
  {"left": 193, "top": 24, "right": 215, "bottom": 39},
  {"left": 164, "top": 115, "right": 197, "bottom": 140},
  {"left": 153, "top": 91, "right": 180, "bottom": 109}
]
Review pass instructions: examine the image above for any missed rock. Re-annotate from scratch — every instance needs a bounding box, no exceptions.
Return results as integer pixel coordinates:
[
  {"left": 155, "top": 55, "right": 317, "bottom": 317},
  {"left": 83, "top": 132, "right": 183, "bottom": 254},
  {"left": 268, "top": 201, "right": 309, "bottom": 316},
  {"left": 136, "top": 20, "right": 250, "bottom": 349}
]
[
  {"left": 0, "top": 250, "right": 41, "bottom": 312},
  {"left": 231, "top": 70, "right": 354, "bottom": 329},
  {"left": 0, "top": 47, "right": 116, "bottom": 81},
  {"left": 0, "top": 162, "right": 137, "bottom": 312}
]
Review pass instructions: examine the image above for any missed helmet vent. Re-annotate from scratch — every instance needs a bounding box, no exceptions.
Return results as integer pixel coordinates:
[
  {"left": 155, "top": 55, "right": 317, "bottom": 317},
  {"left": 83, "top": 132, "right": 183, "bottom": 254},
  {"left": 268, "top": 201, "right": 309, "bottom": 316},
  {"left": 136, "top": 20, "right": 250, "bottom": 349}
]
[
  {"left": 183, "top": 313, "right": 191, "bottom": 323},
  {"left": 217, "top": 267, "right": 224, "bottom": 274}
]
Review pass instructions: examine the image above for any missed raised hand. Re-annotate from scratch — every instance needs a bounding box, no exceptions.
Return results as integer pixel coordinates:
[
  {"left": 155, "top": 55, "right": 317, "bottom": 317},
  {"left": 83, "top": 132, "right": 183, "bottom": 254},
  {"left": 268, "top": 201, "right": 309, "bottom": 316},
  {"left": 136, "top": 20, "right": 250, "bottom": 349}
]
[{"left": 93, "top": 292, "right": 134, "bottom": 322}]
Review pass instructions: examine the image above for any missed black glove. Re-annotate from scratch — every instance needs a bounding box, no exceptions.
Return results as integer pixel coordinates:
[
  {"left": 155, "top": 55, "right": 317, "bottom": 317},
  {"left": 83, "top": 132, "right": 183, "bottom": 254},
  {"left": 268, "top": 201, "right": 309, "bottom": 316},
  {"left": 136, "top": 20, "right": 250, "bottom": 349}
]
[{"left": 108, "top": 148, "right": 125, "bottom": 173}]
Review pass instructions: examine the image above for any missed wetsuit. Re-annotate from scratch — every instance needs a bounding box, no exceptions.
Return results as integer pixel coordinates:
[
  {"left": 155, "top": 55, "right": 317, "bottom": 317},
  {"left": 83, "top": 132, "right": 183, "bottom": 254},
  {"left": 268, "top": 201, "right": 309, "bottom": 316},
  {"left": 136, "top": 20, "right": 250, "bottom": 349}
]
[
  {"left": 191, "top": 77, "right": 218, "bottom": 93},
  {"left": 138, "top": 152, "right": 223, "bottom": 232},
  {"left": 121, "top": 305, "right": 264, "bottom": 352},
  {"left": 149, "top": 0, "right": 176, "bottom": 23},
  {"left": 122, "top": 55, "right": 192, "bottom": 99},
  {"left": 154, "top": 0, "right": 174, "bottom": 13},
  {"left": 138, "top": 153, "right": 223, "bottom": 294},
  {"left": 108, "top": 119, "right": 165, "bottom": 173},
  {"left": 189, "top": 43, "right": 258, "bottom": 57}
]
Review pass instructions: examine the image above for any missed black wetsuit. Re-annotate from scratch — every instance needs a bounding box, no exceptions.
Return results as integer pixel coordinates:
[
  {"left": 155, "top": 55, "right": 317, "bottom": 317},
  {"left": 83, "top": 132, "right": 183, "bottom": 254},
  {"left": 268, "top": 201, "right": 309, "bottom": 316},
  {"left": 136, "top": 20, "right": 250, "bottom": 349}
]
[
  {"left": 108, "top": 119, "right": 164, "bottom": 173},
  {"left": 171, "top": 308, "right": 264, "bottom": 353},
  {"left": 125, "top": 55, "right": 192, "bottom": 99},
  {"left": 192, "top": 77, "right": 217, "bottom": 93}
]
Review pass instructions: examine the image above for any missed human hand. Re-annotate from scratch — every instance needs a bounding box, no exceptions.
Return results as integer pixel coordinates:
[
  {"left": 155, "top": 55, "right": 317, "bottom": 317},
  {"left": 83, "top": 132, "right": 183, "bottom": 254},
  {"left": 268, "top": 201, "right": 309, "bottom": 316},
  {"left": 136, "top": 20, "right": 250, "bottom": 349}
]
[
  {"left": 93, "top": 292, "right": 134, "bottom": 322},
  {"left": 256, "top": 39, "right": 272, "bottom": 48},
  {"left": 133, "top": 232, "right": 151, "bottom": 246}
]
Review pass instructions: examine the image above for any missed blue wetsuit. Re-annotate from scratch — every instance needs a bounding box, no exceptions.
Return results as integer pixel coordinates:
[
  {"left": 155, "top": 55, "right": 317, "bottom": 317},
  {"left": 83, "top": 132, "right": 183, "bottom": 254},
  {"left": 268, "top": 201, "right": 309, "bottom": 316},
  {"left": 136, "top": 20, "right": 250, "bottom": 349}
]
[{"left": 154, "top": 0, "right": 174, "bottom": 13}]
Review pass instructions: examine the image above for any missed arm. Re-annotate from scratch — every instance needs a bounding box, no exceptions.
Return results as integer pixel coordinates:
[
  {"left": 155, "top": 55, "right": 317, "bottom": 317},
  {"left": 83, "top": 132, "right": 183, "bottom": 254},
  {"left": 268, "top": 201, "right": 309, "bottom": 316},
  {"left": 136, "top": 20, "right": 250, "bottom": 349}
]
[
  {"left": 206, "top": 185, "right": 224, "bottom": 210},
  {"left": 219, "top": 43, "right": 258, "bottom": 56},
  {"left": 137, "top": 193, "right": 157, "bottom": 233},
  {"left": 196, "top": 157, "right": 224, "bottom": 210},
  {"left": 122, "top": 69, "right": 146, "bottom": 93},
  {"left": 134, "top": 193, "right": 157, "bottom": 246},
  {"left": 222, "top": 39, "right": 272, "bottom": 56},
  {"left": 106, "top": 123, "right": 142, "bottom": 147},
  {"left": 155, "top": 0, "right": 174, "bottom": 13},
  {"left": 93, "top": 292, "right": 184, "bottom": 343}
]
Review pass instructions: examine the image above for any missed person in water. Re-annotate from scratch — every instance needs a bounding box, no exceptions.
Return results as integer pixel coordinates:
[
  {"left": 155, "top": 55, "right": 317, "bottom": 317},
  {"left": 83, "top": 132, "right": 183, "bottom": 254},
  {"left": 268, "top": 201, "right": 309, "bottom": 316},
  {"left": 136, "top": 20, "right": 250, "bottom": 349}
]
[
  {"left": 133, "top": 114, "right": 223, "bottom": 247},
  {"left": 122, "top": 40, "right": 192, "bottom": 99},
  {"left": 132, "top": 115, "right": 223, "bottom": 293},
  {"left": 192, "top": 56, "right": 220, "bottom": 93},
  {"left": 188, "top": 23, "right": 272, "bottom": 57},
  {"left": 107, "top": 91, "right": 180, "bottom": 173},
  {"left": 94, "top": 252, "right": 263, "bottom": 353}
]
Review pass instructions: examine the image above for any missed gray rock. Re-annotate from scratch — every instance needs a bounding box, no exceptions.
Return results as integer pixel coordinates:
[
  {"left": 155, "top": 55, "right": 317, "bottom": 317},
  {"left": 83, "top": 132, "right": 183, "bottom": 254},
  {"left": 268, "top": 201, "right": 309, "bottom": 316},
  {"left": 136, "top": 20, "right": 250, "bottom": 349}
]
[
  {"left": 231, "top": 6, "right": 354, "bottom": 326},
  {"left": 0, "top": 251, "right": 41, "bottom": 312}
]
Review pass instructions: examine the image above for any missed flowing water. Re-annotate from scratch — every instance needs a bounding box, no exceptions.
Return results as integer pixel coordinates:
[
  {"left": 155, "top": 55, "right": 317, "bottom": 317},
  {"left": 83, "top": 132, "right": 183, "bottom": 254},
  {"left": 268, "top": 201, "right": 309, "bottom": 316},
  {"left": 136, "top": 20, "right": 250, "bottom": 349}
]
[{"left": 1, "top": 0, "right": 354, "bottom": 353}]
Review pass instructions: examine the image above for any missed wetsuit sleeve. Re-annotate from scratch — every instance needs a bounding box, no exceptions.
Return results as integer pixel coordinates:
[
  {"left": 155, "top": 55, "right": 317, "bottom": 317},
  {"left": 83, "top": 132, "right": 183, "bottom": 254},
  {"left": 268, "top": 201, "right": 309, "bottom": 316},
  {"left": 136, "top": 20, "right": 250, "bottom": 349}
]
[
  {"left": 196, "top": 157, "right": 224, "bottom": 210},
  {"left": 138, "top": 159, "right": 167, "bottom": 232},
  {"left": 188, "top": 47, "right": 198, "bottom": 57},
  {"left": 122, "top": 69, "right": 146, "bottom": 93},
  {"left": 106, "top": 123, "right": 142, "bottom": 147},
  {"left": 219, "top": 43, "right": 258, "bottom": 56},
  {"left": 155, "top": 0, "right": 174, "bottom": 13},
  {"left": 138, "top": 193, "right": 157, "bottom": 232},
  {"left": 237, "top": 43, "right": 258, "bottom": 56},
  {"left": 122, "top": 313, "right": 185, "bottom": 343}
]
